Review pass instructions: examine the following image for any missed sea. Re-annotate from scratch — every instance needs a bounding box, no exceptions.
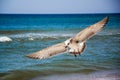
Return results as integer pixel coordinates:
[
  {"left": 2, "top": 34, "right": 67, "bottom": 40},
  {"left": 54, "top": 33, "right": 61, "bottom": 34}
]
[{"left": 0, "top": 14, "right": 120, "bottom": 80}]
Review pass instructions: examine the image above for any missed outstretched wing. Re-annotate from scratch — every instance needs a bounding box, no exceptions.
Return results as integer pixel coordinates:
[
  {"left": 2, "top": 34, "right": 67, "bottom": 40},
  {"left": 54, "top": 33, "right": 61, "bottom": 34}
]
[
  {"left": 26, "top": 42, "right": 67, "bottom": 59},
  {"left": 73, "top": 16, "right": 109, "bottom": 42}
]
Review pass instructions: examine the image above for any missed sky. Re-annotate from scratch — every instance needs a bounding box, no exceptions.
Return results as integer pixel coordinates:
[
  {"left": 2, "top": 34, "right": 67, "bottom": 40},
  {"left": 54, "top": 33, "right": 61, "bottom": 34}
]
[{"left": 0, "top": 0, "right": 120, "bottom": 14}]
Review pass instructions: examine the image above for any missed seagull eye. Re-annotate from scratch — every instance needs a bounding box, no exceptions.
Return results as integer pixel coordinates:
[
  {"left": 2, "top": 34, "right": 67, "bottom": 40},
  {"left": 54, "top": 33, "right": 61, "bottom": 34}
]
[{"left": 76, "top": 41, "right": 79, "bottom": 43}]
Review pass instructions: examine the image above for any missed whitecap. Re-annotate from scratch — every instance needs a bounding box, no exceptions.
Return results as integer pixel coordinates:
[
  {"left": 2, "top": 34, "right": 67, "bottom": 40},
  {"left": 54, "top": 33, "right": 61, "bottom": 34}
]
[
  {"left": 0, "top": 36, "right": 12, "bottom": 42},
  {"left": 9, "top": 32, "right": 74, "bottom": 39},
  {"left": 29, "top": 37, "right": 34, "bottom": 41}
]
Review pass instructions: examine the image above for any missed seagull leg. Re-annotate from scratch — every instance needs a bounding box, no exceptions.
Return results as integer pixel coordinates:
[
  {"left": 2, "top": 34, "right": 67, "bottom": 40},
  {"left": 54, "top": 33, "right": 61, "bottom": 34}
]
[
  {"left": 74, "top": 53, "right": 77, "bottom": 57},
  {"left": 74, "top": 50, "right": 77, "bottom": 57}
]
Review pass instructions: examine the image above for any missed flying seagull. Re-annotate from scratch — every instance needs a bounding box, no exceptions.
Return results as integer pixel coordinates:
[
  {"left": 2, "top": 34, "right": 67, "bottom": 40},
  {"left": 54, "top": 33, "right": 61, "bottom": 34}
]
[{"left": 26, "top": 16, "right": 109, "bottom": 59}]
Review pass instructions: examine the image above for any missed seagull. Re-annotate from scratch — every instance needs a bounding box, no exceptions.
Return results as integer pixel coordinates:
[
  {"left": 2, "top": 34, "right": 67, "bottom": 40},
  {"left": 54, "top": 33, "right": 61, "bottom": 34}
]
[{"left": 26, "top": 16, "right": 109, "bottom": 59}]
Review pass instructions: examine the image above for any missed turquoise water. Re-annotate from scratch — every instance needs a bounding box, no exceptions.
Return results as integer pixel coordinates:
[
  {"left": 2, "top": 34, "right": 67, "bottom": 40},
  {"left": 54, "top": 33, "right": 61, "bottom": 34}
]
[{"left": 0, "top": 14, "right": 120, "bottom": 80}]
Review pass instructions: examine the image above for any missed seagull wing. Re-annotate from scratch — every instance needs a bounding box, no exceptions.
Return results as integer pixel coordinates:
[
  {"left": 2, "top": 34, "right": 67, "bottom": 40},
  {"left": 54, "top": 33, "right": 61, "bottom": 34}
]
[
  {"left": 73, "top": 16, "right": 109, "bottom": 42},
  {"left": 26, "top": 42, "right": 67, "bottom": 59}
]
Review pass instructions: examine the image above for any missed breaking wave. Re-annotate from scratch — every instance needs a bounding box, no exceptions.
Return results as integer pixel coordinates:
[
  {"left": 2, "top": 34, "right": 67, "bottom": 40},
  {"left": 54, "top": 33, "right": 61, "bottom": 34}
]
[
  {"left": 10, "top": 32, "right": 74, "bottom": 38},
  {"left": 0, "top": 30, "right": 119, "bottom": 42},
  {"left": 0, "top": 36, "right": 12, "bottom": 42}
]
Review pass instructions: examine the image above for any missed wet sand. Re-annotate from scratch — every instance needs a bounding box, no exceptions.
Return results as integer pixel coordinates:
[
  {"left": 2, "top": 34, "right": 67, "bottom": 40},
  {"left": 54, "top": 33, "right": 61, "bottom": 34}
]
[{"left": 31, "top": 70, "right": 120, "bottom": 80}]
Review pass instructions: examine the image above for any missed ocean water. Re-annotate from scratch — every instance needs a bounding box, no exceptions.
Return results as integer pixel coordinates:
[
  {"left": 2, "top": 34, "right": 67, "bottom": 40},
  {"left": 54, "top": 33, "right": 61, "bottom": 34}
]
[{"left": 0, "top": 14, "right": 120, "bottom": 80}]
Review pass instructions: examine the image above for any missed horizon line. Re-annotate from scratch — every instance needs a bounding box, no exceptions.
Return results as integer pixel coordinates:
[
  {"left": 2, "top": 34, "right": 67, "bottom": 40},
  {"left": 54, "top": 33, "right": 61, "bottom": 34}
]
[{"left": 0, "top": 13, "right": 120, "bottom": 15}]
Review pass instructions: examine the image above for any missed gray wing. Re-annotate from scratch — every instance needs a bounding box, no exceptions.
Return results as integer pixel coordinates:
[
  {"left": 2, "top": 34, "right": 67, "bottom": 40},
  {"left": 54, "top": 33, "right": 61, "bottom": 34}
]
[
  {"left": 26, "top": 42, "right": 67, "bottom": 59},
  {"left": 73, "top": 16, "right": 109, "bottom": 42},
  {"left": 67, "top": 17, "right": 109, "bottom": 55}
]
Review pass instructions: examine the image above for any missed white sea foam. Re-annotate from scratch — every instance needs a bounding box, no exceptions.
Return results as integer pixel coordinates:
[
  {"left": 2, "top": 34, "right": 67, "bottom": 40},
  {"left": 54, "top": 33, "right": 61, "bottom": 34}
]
[
  {"left": 8, "top": 30, "right": 120, "bottom": 39},
  {"left": 2, "top": 31, "right": 119, "bottom": 42},
  {"left": 0, "top": 36, "right": 12, "bottom": 42},
  {"left": 10, "top": 33, "right": 74, "bottom": 38},
  {"left": 28, "top": 37, "right": 34, "bottom": 40}
]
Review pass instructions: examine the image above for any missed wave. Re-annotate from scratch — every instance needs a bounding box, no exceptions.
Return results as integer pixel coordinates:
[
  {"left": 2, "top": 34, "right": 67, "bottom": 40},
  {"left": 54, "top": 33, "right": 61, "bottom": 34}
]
[
  {"left": 8, "top": 32, "right": 120, "bottom": 37},
  {"left": 30, "top": 70, "right": 120, "bottom": 80},
  {"left": 8, "top": 33, "right": 74, "bottom": 41},
  {"left": 0, "top": 36, "right": 12, "bottom": 42},
  {"left": 97, "top": 32, "right": 120, "bottom": 36},
  {"left": 0, "top": 30, "right": 119, "bottom": 42},
  {"left": 1, "top": 69, "right": 119, "bottom": 80}
]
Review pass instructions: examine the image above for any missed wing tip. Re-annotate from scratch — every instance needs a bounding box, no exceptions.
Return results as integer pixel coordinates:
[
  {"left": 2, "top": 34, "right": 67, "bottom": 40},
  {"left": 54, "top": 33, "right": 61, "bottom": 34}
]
[
  {"left": 102, "top": 16, "right": 109, "bottom": 25},
  {"left": 104, "top": 16, "right": 109, "bottom": 23},
  {"left": 96, "top": 16, "right": 109, "bottom": 29},
  {"left": 26, "top": 54, "right": 40, "bottom": 59}
]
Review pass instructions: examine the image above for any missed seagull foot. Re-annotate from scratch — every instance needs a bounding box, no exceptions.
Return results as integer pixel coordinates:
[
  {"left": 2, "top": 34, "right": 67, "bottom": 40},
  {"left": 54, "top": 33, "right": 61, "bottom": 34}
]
[{"left": 74, "top": 53, "right": 77, "bottom": 57}]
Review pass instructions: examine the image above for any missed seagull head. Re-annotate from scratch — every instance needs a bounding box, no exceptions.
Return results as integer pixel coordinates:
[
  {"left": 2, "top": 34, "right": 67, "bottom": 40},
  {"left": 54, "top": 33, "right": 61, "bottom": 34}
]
[{"left": 64, "top": 38, "right": 72, "bottom": 46}]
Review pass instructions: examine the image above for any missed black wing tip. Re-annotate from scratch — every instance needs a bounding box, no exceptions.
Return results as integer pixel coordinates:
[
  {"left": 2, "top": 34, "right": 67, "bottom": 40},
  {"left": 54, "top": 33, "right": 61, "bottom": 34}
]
[
  {"left": 104, "top": 16, "right": 109, "bottom": 23},
  {"left": 99, "top": 16, "right": 109, "bottom": 28},
  {"left": 105, "top": 16, "right": 109, "bottom": 19},
  {"left": 104, "top": 16, "right": 109, "bottom": 26}
]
